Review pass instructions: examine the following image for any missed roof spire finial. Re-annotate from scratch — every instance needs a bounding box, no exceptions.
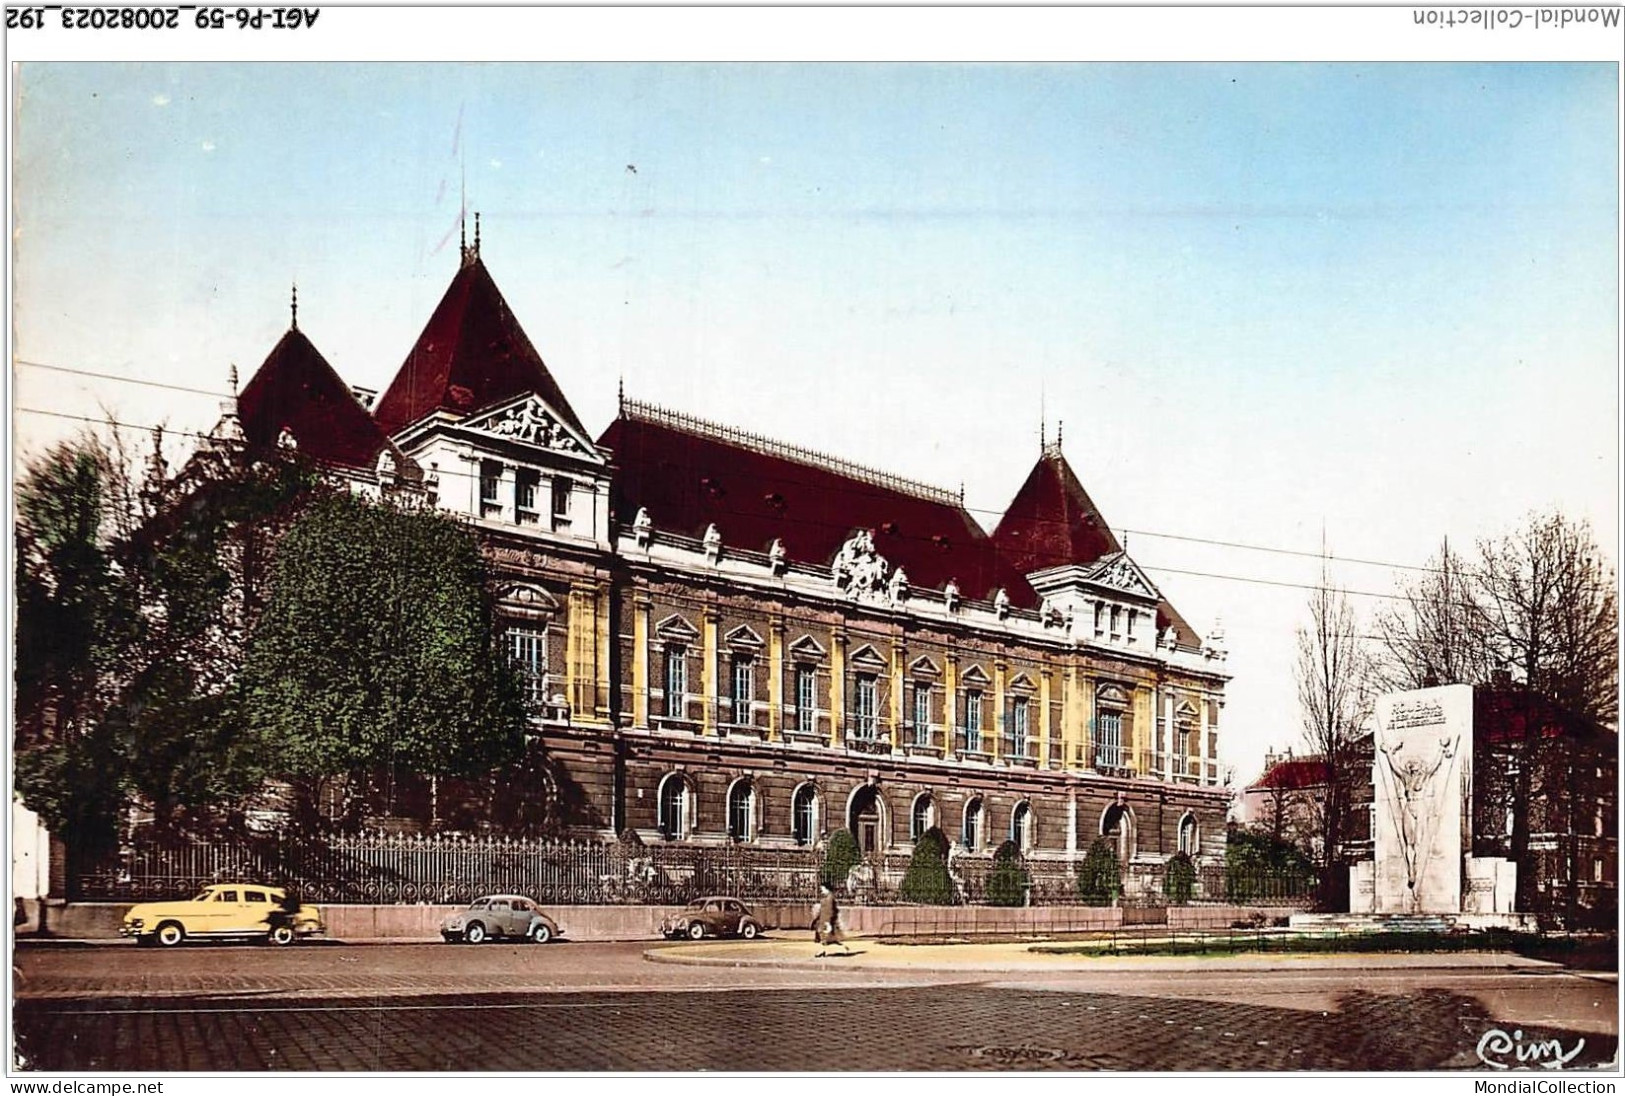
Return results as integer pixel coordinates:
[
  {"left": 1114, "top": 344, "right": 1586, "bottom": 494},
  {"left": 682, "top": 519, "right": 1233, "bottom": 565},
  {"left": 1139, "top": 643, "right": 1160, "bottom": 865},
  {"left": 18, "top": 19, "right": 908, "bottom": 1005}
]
[
  {"left": 1056, "top": 419, "right": 1063, "bottom": 450},
  {"left": 228, "top": 363, "right": 239, "bottom": 398},
  {"left": 473, "top": 211, "right": 481, "bottom": 258},
  {"left": 1040, "top": 381, "right": 1046, "bottom": 450},
  {"left": 290, "top": 282, "right": 298, "bottom": 331},
  {"left": 617, "top": 375, "right": 624, "bottom": 412}
]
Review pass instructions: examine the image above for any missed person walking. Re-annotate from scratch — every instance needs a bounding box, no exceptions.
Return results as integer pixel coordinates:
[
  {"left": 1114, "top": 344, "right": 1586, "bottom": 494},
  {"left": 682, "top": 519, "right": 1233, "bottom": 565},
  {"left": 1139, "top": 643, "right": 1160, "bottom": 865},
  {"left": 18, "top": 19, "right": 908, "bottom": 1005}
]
[{"left": 812, "top": 884, "right": 848, "bottom": 957}]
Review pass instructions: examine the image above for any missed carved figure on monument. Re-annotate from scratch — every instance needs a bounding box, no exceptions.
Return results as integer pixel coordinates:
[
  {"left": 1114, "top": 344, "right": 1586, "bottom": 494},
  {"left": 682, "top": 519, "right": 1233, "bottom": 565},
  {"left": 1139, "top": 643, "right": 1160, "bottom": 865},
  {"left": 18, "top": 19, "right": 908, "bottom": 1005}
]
[
  {"left": 768, "top": 538, "right": 787, "bottom": 574},
  {"left": 703, "top": 523, "right": 722, "bottom": 562},
  {"left": 993, "top": 588, "right": 1011, "bottom": 619},
  {"left": 633, "top": 507, "right": 653, "bottom": 546},
  {"left": 943, "top": 579, "right": 960, "bottom": 612},
  {"left": 1379, "top": 735, "right": 1457, "bottom": 907},
  {"left": 887, "top": 565, "right": 909, "bottom": 604}
]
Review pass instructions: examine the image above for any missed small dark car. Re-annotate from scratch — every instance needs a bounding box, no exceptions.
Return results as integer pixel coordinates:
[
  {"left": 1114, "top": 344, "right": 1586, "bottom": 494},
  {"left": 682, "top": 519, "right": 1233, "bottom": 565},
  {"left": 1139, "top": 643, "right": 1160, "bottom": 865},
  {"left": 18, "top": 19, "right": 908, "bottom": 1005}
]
[
  {"left": 660, "top": 896, "right": 763, "bottom": 941},
  {"left": 440, "top": 895, "right": 561, "bottom": 944}
]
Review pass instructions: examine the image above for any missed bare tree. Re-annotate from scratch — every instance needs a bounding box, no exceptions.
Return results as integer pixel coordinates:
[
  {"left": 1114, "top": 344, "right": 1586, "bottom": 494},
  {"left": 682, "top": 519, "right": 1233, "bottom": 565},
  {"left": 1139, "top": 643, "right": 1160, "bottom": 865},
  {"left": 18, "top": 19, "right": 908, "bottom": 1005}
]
[
  {"left": 1474, "top": 511, "right": 1617, "bottom": 729},
  {"left": 1295, "top": 573, "right": 1374, "bottom": 909},
  {"left": 1472, "top": 511, "right": 1617, "bottom": 915},
  {"left": 1375, "top": 538, "right": 1493, "bottom": 693}
]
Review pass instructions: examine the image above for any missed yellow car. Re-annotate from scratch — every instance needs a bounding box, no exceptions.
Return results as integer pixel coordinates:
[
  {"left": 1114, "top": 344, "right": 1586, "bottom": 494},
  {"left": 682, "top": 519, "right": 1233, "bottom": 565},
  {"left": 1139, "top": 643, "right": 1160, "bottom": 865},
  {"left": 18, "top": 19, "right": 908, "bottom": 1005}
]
[{"left": 120, "top": 883, "right": 324, "bottom": 948}]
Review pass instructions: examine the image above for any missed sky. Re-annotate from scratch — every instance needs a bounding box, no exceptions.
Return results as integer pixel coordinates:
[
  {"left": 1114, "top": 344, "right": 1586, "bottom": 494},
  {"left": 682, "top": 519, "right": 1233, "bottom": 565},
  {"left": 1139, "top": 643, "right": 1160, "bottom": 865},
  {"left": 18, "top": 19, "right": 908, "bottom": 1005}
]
[{"left": 11, "top": 60, "right": 1620, "bottom": 790}]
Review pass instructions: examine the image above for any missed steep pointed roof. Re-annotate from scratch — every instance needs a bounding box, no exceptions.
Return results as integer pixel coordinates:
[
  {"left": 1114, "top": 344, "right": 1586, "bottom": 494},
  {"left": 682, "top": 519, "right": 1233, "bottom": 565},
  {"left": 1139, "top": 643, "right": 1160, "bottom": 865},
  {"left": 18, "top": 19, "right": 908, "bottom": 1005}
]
[
  {"left": 373, "top": 255, "right": 585, "bottom": 437},
  {"left": 993, "top": 445, "right": 1202, "bottom": 647},
  {"left": 238, "top": 327, "right": 399, "bottom": 472},
  {"left": 991, "top": 445, "right": 1122, "bottom": 576}
]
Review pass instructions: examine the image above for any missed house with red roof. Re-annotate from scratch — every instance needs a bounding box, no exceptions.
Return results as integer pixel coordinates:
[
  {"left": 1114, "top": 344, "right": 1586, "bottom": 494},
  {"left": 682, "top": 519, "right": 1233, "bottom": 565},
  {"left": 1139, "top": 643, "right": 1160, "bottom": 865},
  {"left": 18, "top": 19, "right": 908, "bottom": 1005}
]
[{"left": 221, "top": 225, "right": 1236, "bottom": 891}]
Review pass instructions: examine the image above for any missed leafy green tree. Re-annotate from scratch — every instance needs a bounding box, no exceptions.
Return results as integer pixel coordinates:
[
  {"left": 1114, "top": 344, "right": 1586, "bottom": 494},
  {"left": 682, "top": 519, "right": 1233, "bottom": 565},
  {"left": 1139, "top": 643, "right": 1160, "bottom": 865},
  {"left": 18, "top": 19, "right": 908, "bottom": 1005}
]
[
  {"left": 1226, "top": 827, "right": 1315, "bottom": 902},
  {"left": 1076, "top": 837, "right": 1120, "bottom": 905},
  {"left": 820, "top": 827, "right": 863, "bottom": 891},
  {"left": 1163, "top": 851, "right": 1197, "bottom": 905},
  {"left": 986, "top": 838, "right": 1030, "bottom": 907},
  {"left": 898, "top": 826, "right": 954, "bottom": 904},
  {"left": 240, "top": 493, "right": 529, "bottom": 820},
  {"left": 15, "top": 431, "right": 320, "bottom": 841},
  {"left": 14, "top": 439, "right": 139, "bottom": 852}
]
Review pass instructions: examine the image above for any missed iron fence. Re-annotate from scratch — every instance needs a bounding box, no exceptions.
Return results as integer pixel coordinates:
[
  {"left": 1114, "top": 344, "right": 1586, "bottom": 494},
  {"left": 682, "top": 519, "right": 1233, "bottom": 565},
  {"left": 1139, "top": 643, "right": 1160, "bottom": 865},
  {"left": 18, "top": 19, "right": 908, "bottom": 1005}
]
[{"left": 70, "top": 833, "right": 1318, "bottom": 909}]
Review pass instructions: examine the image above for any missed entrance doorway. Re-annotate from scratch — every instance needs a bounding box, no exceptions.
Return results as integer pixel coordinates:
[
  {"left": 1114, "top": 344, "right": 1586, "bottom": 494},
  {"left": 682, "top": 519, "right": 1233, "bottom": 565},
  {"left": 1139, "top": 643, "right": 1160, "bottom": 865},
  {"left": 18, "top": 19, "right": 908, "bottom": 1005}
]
[{"left": 849, "top": 785, "right": 883, "bottom": 855}]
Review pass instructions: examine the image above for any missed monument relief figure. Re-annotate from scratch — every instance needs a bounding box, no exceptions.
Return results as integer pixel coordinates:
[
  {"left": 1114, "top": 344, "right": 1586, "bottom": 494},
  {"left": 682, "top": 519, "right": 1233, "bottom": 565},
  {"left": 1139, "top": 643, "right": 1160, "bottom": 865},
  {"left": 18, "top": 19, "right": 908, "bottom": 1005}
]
[{"left": 1378, "top": 734, "right": 1458, "bottom": 906}]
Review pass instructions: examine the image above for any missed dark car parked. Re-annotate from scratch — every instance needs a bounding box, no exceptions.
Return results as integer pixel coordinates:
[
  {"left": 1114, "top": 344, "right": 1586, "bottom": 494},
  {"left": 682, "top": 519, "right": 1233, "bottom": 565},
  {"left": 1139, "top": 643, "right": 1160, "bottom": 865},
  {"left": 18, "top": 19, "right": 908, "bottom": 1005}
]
[
  {"left": 440, "top": 895, "right": 561, "bottom": 944},
  {"left": 660, "top": 896, "right": 763, "bottom": 940}
]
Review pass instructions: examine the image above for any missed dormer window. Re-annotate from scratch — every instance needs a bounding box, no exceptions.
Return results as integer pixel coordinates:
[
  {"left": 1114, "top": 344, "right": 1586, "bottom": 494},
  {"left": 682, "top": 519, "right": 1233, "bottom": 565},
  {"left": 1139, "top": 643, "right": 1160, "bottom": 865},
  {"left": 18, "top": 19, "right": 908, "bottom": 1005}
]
[
  {"left": 1110, "top": 605, "right": 1122, "bottom": 641},
  {"left": 1126, "top": 608, "right": 1138, "bottom": 645}
]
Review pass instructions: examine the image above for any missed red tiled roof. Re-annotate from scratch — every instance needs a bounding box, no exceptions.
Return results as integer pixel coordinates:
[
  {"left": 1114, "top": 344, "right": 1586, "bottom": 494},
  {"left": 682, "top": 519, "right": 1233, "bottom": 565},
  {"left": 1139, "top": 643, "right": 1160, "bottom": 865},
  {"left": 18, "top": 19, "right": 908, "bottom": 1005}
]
[
  {"left": 373, "top": 256, "right": 585, "bottom": 438},
  {"left": 1248, "top": 757, "right": 1331, "bottom": 792},
  {"left": 599, "top": 410, "right": 1038, "bottom": 605},
  {"left": 238, "top": 328, "right": 398, "bottom": 472},
  {"left": 1475, "top": 688, "right": 1596, "bottom": 744}
]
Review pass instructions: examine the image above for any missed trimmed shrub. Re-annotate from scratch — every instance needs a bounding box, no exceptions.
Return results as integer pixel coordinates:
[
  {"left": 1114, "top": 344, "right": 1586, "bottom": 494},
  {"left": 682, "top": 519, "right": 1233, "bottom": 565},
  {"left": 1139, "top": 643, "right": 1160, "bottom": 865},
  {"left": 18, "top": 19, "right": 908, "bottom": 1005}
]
[
  {"left": 1077, "top": 837, "right": 1120, "bottom": 905},
  {"left": 986, "top": 839, "right": 1030, "bottom": 907},
  {"left": 1164, "top": 851, "right": 1196, "bottom": 905},
  {"left": 821, "top": 828, "right": 863, "bottom": 891},
  {"left": 899, "top": 826, "right": 954, "bottom": 904}
]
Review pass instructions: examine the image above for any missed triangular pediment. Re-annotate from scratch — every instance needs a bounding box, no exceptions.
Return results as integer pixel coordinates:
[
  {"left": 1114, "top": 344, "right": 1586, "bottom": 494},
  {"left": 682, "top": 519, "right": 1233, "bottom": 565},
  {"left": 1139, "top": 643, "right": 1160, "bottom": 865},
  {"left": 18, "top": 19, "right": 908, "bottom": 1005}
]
[
  {"left": 655, "top": 614, "right": 701, "bottom": 643},
  {"left": 849, "top": 644, "right": 887, "bottom": 670},
  {"left": 725, "top": 624, "right": 765, "bottom": 649},
  {"left": 1175, "top": 700, "right": 1200, "bottom": 719},
  {"left": 789, "top": 634, "right": 827, "bottom": 661},
  {"left": 909, "top": 655, "right": 942, "bottom": 678},
  {"left": 1082, "top": 552, "right": 1161, "bottom": 602},
  {"left": 463, "top": 393, "right": 599, "bottom": 462},
  {"left": 1008, "top": 672, "right": 1038, "bottom": 692},
  {"left": 960, "top": 664, "right": 991, "bottom": 687}
]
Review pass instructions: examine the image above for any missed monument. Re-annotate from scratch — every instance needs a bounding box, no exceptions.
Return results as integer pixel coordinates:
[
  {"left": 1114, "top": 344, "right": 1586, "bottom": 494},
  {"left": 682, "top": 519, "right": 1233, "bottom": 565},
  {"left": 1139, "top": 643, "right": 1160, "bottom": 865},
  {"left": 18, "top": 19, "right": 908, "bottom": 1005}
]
[{"left": 1346, "top": 684, "right": 1524, "bottom": 926}]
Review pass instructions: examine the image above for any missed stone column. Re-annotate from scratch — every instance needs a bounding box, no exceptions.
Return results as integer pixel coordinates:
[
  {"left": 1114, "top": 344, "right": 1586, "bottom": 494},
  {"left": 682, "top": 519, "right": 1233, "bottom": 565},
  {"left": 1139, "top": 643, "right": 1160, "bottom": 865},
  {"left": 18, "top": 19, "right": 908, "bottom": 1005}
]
[
  {"left": 632, "top": 592, "right": 652, "bottom": 728},
  {"left": 1198, "top": 693, "right": 1211, "bottom": 786},
  {"left": 829, "top": 628, "right": 846, "bottom": 749},
  {"left": 702, "top": 608, "right": 720, "bottom": 735},
  {"left": 943, "top": 653, "right": 958, "bottom": 760},
  {"left": 1039, "top": 667, "right": 1053, "bottom": 771},
  {"left": 889, "top": 638, "right": 905, "bottom": 752},
  {"left": 1163, "top": 688, "right": 1176, "bottom": 782},
  {"left": 992, "top": 660, "right": 1007, "bottom": 764},
  {"left": 767, "top": 615, "right": 785, "bottom": 742}
]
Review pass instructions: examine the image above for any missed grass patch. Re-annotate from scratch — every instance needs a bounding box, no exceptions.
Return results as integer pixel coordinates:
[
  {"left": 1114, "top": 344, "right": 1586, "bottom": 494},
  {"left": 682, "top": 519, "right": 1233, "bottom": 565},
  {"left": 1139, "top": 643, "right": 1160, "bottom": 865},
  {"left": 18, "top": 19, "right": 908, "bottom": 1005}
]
[{"left": 1029, "top": 929, "right": 1598, "bottom": 960}]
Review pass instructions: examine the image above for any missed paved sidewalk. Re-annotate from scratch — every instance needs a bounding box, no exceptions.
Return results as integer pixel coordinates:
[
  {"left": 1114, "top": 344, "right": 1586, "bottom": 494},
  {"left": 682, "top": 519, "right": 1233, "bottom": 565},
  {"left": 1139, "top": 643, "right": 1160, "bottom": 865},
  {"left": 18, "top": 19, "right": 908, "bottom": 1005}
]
[{"left": 646, "top": 936, "right": 1581, "bottom": 974}]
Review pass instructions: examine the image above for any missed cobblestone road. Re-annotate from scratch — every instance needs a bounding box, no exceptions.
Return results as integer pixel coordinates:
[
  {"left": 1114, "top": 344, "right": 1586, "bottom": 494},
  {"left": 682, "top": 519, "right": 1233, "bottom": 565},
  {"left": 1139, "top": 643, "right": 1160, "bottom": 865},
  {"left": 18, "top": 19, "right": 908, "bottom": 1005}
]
[
  {"left": 13, "top": 941, "right": 1617, "bottom": 1071},
  {"left": 15, "top": 983, "right": 1616, "bottom": 1071}
]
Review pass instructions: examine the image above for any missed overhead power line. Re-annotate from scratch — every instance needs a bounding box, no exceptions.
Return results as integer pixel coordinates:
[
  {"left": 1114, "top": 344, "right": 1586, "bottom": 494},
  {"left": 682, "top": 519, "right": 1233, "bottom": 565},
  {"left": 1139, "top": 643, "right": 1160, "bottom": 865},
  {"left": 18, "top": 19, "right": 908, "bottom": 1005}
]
[
  {"left": 14, "top": 403, "right": 1431, "bottom": 604},
  {"left": 15, "top": 359, "right": 1452, "bottom": 580}
]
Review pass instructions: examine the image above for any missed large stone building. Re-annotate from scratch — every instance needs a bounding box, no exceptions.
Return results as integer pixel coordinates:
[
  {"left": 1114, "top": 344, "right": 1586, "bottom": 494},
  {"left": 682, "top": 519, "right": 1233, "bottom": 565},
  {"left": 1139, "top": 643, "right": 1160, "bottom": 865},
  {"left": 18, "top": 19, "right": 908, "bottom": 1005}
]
[{"left": 233, "top": 233, "right": 1233, "bottom": 885}]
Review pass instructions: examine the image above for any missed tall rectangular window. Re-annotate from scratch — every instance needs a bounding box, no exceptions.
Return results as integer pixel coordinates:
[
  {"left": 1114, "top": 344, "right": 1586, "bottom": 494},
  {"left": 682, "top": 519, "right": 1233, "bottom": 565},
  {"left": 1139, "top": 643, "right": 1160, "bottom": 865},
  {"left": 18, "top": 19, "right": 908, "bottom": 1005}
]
[
  {"left": 480, "top": 461, "right": 502, "bottom": 519},
  {"left": 665, "top": 647, "right": 688, "bottom": 719},
  {"left": 515, "top": 469, "right": 540, "bottom": 525},
  {"left": 1010, "top": 698, "right": 1030, "bottom": 758},
  {"left": 731, "top": 657, "right": 754, "bottom": 723},
  {"left": 965, "top": 689, "right": 983, "bottom": 752},
  {"left": 852, "top": 675, "right": 878, "bottom": 740},
  {"left": 1097, "top": 711, "right": 1123, "bottom": 769},
  {"left": 550, "top": 477, "right": 572, "bottom": 528},
  {"left": 506, "top": 627, "right": 547, "bottom": 705},
  {"left": 796, "top": 666, "right": 817, "bottom": 734},
  {"left": 912, "top": 684, "right": 931, "bottom": 747},
  {"left": 1174, "top": 721, "right": 1190, "bottom": 761}
]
